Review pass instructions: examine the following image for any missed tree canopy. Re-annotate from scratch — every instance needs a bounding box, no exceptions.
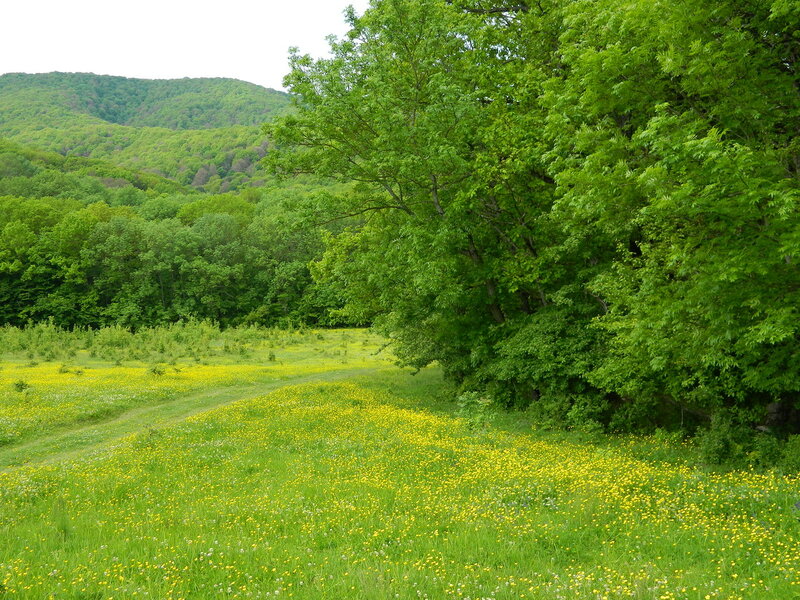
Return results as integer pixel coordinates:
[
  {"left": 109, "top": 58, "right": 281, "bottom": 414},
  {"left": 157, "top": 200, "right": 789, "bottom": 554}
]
[
  {"left": 267, "top": 0, "right": 800, "bottom": 447},
  {"left": 0, "top": 138, "right": 349, "bottom": 328}
]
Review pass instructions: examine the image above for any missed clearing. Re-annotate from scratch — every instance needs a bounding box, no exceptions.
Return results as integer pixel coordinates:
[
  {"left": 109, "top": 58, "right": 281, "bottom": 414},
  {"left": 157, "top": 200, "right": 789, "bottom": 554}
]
[{"left": 0, "top": 328, "right": 798, "bottom": 599}]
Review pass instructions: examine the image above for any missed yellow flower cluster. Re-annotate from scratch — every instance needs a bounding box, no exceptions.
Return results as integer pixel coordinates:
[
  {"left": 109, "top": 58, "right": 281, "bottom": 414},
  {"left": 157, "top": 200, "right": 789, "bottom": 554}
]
[
  {"left": 0, "top": 381, "right": 797, "bottom": 599},
  {"left": 0, "top": 363, "right": 266, "bottom": 446}
]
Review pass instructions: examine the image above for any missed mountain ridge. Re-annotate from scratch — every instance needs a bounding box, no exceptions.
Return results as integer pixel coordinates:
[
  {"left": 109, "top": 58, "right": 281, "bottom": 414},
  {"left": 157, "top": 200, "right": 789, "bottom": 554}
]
[{"left": 0, "top": 71, "right": 291, "bottom": 130}]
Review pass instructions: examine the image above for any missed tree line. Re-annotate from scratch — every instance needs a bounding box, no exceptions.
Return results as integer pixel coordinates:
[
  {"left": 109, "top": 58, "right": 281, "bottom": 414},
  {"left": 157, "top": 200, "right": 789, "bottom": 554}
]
[{"left": 0, "top": 139, "right": 347, "bottom": 329}]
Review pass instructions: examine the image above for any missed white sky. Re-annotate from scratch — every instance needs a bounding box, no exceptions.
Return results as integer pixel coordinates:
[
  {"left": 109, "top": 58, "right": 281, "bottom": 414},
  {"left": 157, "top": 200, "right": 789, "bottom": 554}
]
[{"left": 0, "top": 0, "right": 372, "bottom": 91}]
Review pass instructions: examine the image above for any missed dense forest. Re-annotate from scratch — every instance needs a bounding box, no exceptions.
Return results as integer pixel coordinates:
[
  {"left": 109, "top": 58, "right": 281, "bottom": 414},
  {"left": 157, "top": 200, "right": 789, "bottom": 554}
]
[
  {"left": 265, "top": 0, "right": 800, "bottom": 462},
  {"left": 0, "top": 74, "right": 350, "bottom": 328},
  {"left": 2, "top": 0, "right": 800, "bottom": 463},
  {"left": 0, "top": 137, "right": 350, "bottom": 328},
  {"left": 0, "top": 73, "right": 290, "bottom": 191}
]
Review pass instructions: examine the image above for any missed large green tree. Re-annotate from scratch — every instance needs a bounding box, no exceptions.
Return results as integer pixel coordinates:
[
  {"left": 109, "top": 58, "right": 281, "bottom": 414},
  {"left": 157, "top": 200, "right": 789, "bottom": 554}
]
[
  {"left": 268, "top": 0, "right": 605, "bottom": 410},
  {"left": 541, "top": 0, "right": 800, "bottom": 428},
  {"left": 268, "top": 0, "right": 800, "bottom": 437}
]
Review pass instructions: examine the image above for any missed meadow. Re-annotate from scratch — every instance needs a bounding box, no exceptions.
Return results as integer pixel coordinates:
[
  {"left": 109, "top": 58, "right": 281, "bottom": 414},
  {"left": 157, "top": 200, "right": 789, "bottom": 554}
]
[{"left": 0, "top": 326, "right": 798, "bottom": 599}]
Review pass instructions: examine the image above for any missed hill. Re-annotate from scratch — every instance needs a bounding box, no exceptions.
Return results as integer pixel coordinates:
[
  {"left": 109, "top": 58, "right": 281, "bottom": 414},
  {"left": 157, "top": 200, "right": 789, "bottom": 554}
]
[
  {"left": 0, "top": 72, "right": 292, "bottom": 191},
  {"left": 0, "top": 72, "right": 290, "bottom": 130}
]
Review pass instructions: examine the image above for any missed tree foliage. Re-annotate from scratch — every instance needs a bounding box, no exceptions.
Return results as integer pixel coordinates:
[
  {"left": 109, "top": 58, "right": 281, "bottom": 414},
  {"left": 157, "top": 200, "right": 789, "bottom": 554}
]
[
  {"left": 267, "top": 0, "right": 800, "bottom": 447},
  {"left": 0, "top": 139, "right": 346, "bottom": 328}
]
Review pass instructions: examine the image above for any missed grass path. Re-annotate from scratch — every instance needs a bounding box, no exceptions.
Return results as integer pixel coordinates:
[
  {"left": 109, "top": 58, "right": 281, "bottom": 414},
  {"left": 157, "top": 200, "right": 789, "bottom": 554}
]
[{"left": 0, "top": 366, "right": 380, "bottom": 471}]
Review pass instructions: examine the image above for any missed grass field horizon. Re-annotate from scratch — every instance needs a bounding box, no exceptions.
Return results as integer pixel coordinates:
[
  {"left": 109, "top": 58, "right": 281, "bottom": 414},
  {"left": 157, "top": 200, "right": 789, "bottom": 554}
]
[{"left": 0, "top": 326, "right": 798, "bottom": 599}]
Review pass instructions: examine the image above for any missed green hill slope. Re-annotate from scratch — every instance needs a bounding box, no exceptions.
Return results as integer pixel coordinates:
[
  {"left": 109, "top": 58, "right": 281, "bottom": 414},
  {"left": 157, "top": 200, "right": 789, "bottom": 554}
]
[
  {"left": 0, "top": 137, "right": 189, "bottom": 195},
  {"left": 0, "top": 72, "right": 290, "bottom": 130},
  {"left": 0, "top": 72, "right": 292, "bottom": 191}
]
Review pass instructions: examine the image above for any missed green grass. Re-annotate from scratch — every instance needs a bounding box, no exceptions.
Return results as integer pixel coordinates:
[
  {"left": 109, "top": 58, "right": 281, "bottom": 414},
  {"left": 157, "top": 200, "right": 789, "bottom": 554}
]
[
  {"left": 0, "top": 329, "right": 798, "bottom": 599},
  {"left": 0, "top": 327, "right": 385, "bottom": 450}
]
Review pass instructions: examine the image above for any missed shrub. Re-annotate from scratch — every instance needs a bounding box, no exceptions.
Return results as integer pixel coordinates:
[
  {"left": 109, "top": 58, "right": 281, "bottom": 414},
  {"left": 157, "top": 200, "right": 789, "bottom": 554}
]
[
  {"left": 697, "top": 413, "right": 746, "bottom": 465},
  {"left": 780, "top": 435, "right": 800, "bottom": 474},
  {"left": 457, "top": 391, "right": 495, "bottom": 432}
]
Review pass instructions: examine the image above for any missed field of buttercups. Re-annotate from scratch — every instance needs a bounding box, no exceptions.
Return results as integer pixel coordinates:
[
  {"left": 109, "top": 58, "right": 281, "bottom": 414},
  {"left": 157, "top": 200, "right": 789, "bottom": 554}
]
[
  {"left": 0, "top": 359, "right": 799, "bottom": 599},
  {"left": 0, "top": 323, "right": 383, "bottom": 450}
]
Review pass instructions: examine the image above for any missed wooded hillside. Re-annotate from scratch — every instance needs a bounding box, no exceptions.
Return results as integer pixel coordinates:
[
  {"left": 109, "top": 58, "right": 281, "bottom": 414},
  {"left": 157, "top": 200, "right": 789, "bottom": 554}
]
[
  {"left": 0, "top": 73, "right": 291, "bottom": 191},
  {"left": 0, "top": 137, "right": 349, "bottom": 328}
]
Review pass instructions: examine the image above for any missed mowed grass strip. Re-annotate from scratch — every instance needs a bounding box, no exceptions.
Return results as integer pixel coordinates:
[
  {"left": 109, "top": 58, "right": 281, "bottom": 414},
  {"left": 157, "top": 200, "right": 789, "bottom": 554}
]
[
  {"left": 0, "top": 363, "right": 267, "bottom": 447},
  {"left": 1, "top": 382, "right": 799, "bottom": 599}
]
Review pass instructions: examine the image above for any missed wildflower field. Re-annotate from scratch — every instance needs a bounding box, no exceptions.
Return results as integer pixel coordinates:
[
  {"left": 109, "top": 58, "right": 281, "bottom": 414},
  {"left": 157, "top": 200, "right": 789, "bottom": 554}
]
[
  {"left": 0, "top": 327, "right": 798, "bottom": 599},
  {"left": 0, "top": 324, "right": 383, "bottom": 456}
]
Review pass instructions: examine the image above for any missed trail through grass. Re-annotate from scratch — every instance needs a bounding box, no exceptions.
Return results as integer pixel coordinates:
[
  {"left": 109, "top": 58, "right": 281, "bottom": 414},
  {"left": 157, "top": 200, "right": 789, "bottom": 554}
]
[
  {"left": 0, "top": 366, "right": 381, "bottom": 471},
  {"left": 0, "top": 328, "right": 386, "bottom": 453}
]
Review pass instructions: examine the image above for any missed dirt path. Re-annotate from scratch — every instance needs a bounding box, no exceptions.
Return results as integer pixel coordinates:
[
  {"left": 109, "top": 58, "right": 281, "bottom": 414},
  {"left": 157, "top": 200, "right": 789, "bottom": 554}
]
[{"left": 0, "top": 366, "right": 381, "bottom": 472}]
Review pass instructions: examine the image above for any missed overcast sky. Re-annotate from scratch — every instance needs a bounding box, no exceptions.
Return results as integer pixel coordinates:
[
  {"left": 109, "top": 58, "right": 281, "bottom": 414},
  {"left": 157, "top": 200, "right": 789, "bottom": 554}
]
[{"left": 1, "top": 0, "right": 372, "bottom": 91}]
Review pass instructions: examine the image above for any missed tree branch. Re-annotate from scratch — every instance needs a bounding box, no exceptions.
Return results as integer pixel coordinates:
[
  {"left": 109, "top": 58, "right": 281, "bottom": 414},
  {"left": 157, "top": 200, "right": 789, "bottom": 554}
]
[
  {"left": 430, "top": 174, "right": 446, "bottom": 217},
  {"left": 458, "top": 3, "right": 531, "bottom": 14}
]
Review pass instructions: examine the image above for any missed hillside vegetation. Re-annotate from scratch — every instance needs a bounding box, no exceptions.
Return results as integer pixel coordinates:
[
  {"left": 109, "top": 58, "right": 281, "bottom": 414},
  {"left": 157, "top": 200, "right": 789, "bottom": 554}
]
[
  {"left": 0, "top": 72, "right": 291, "bottom": 191},
  {"left": 0, "top": 72, "right": 290, "bottom": 129}
]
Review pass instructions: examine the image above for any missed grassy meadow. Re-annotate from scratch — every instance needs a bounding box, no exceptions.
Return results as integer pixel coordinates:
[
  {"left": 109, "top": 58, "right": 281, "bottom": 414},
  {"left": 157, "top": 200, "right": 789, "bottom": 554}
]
[{"left": 0, "top": 326, "right": 798, "bottom": 599}]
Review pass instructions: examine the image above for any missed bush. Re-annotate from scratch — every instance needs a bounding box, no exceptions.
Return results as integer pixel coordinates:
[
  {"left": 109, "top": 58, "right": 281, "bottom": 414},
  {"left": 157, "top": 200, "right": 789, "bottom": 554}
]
[
  {"left": 697, "top": 412, "right": 752, "bottom": 466},
  {"left": 696, "top": 411, "right": 785, "bottom": 468},
  {"left": 747, "top": 434, "right": 784, "bottom": 469},
  {"left": 780, "top": 435, "right": 800, "bottom": 474},
  {"left": 565, "top": 397, "right": 608, "bottom": 434},
  {"left": 457, "top": 391, "right": 495, "bottom": 432}
]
